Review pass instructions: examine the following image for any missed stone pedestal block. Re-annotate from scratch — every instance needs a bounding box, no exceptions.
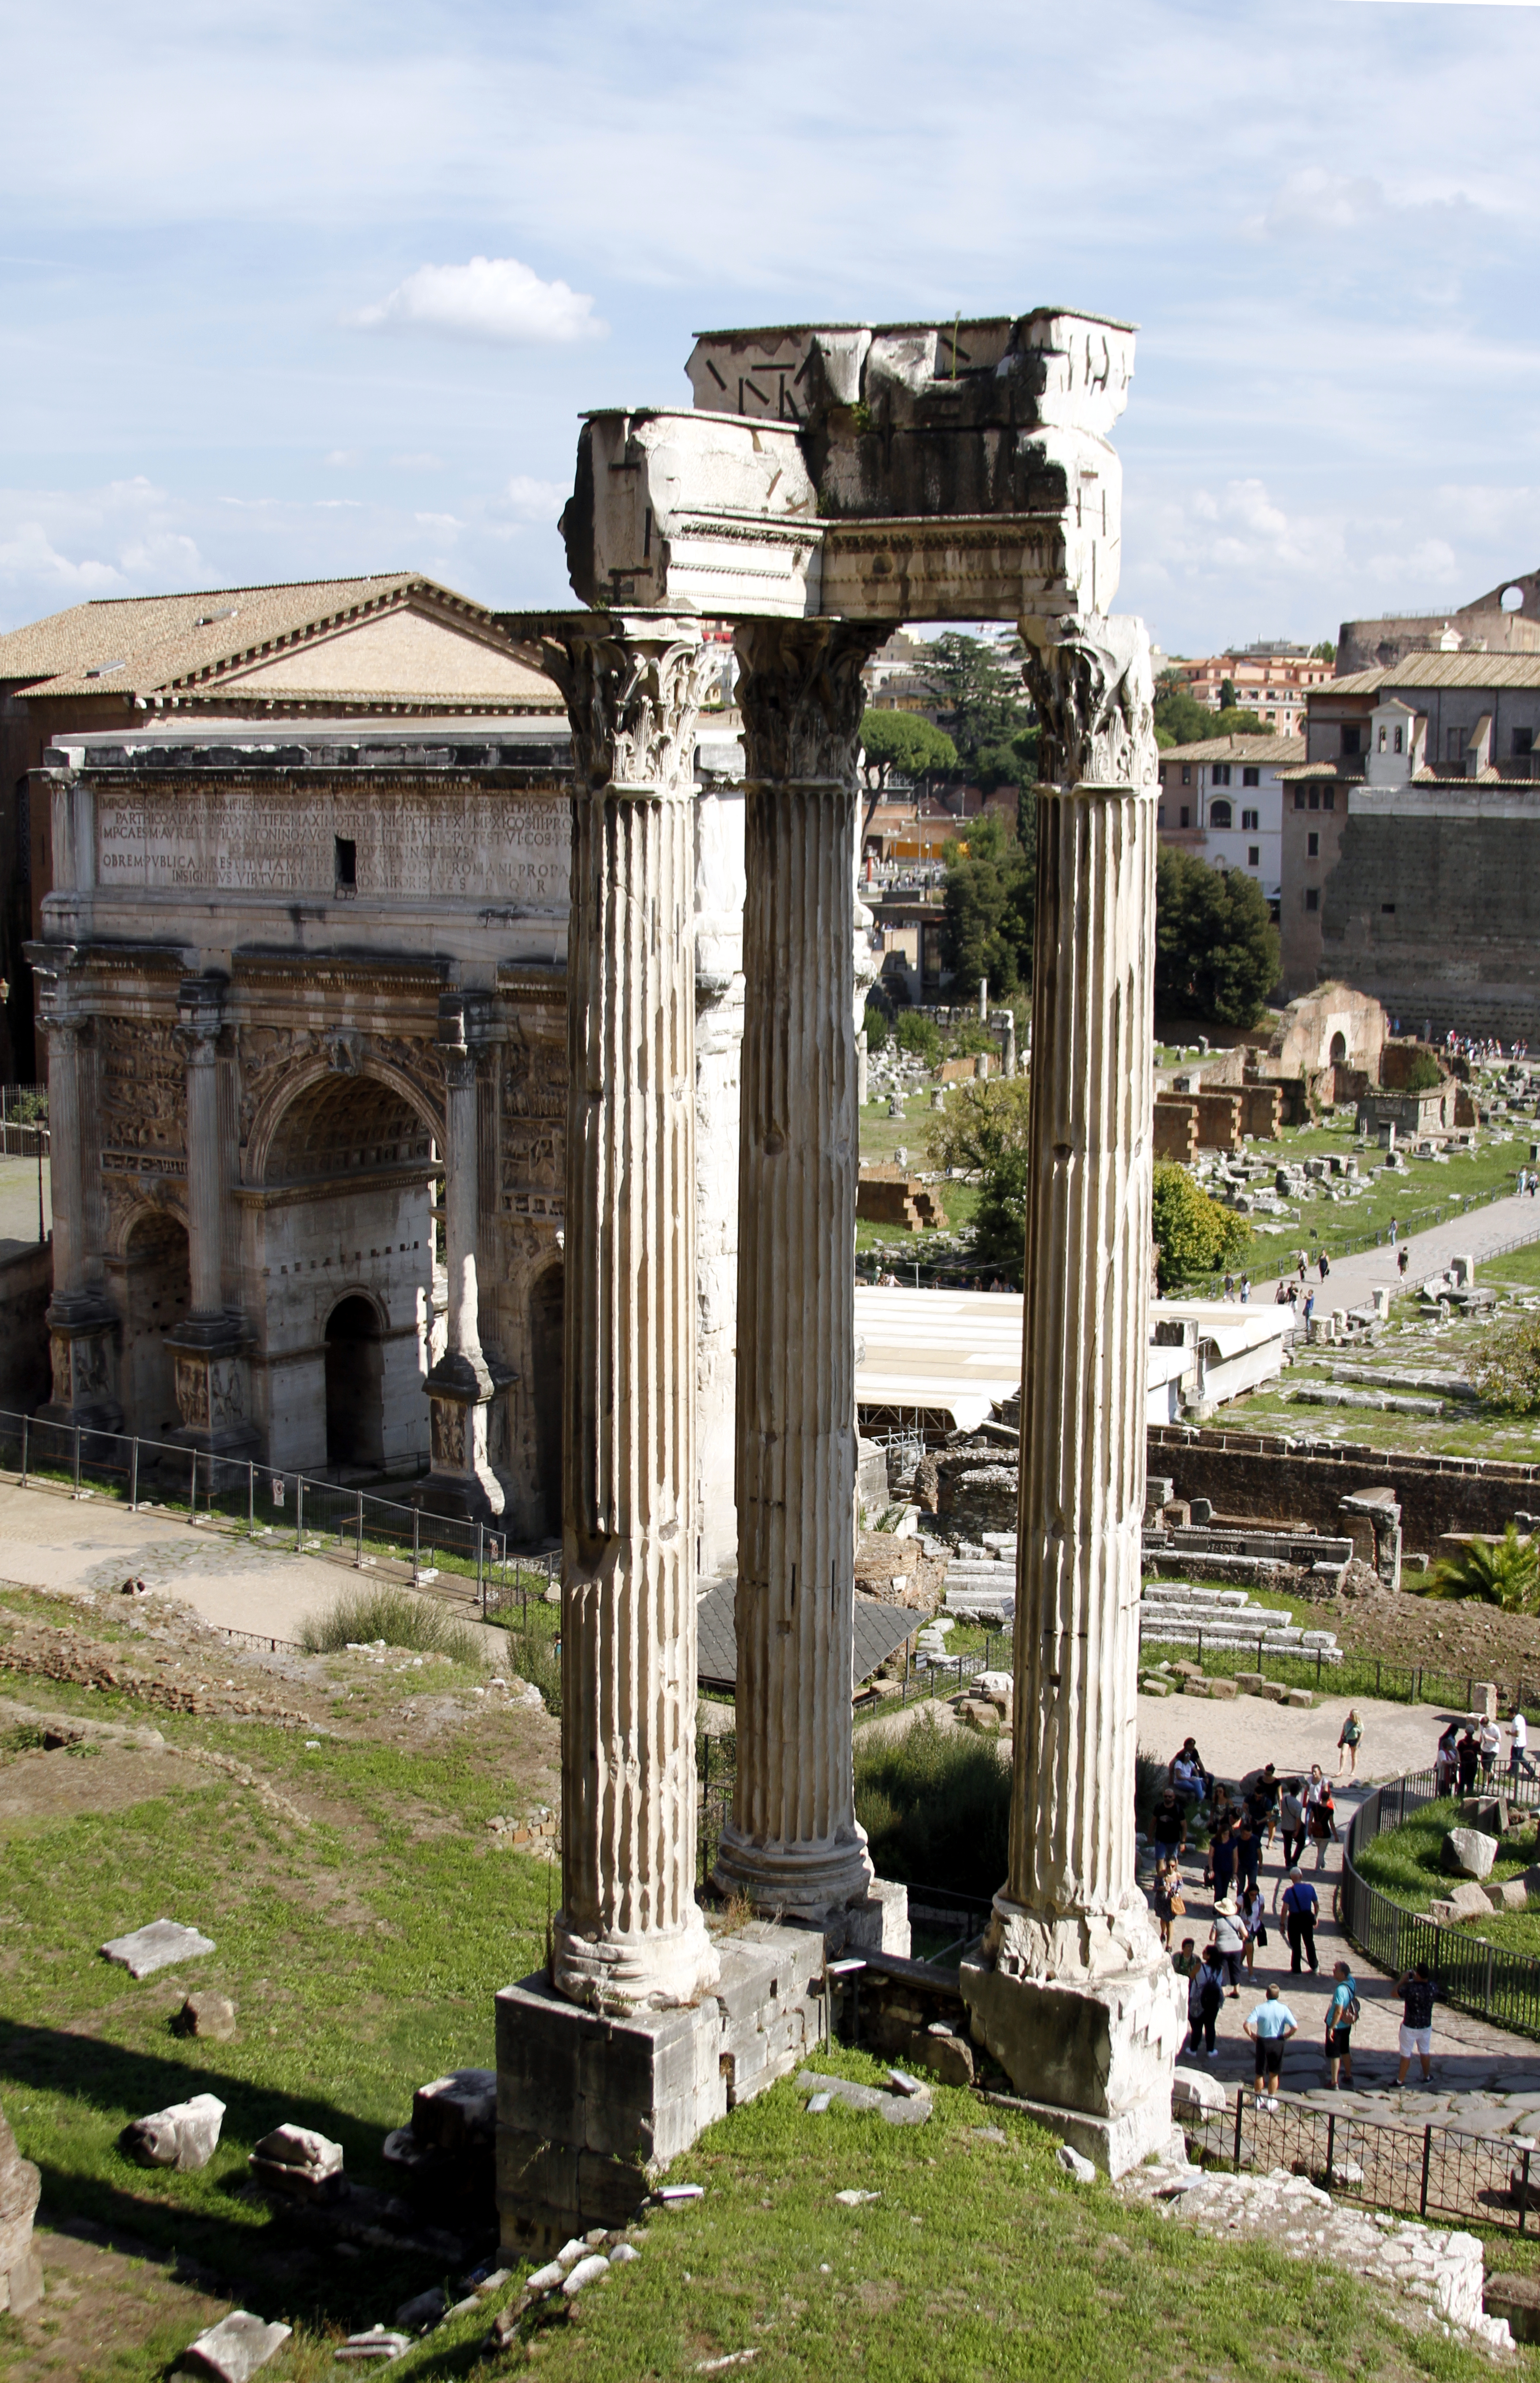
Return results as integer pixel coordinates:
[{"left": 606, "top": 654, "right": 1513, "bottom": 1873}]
[
  {"left": 166, "top": 1329, "right": 257, "bottom": 1459},
  {"left": 496, "top": 1920, "right": 825, "bottom": 2250},
  {"left": 961, "top": 1952, "right": 1187, "bottom": 2176}
]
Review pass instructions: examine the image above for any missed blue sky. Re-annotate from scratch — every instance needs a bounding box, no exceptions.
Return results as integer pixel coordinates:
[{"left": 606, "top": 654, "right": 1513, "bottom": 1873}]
[{"left": 3, "top": 0, "right": 1539, "bottom": 656}]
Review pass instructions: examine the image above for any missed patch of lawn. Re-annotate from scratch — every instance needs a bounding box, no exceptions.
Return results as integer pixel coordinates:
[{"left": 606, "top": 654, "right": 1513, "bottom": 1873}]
[{"left": 1355, "top": 1795, "right": 1540, "bottom": 1955}]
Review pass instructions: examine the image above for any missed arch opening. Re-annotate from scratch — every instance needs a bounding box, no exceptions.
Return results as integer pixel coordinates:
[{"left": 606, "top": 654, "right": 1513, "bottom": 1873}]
[
  {"left": 1329, "top": 1031, "right": 1348, "bottom": 1064},
  {"left": 125, "top": 1211, "right": 190, "bottom": 1441},
  {"left": 326, "top": 1295, "right": 385, "bottom": 1471},
  {"left": 265, "top": 1072, "right": 432, "bottom": 1184},
  {"left": 530, "top": 1264, "right": 564, "bottom": 1536}
]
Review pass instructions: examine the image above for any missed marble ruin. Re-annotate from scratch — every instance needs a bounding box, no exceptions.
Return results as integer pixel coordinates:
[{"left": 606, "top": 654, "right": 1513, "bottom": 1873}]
[{"left": 489, "top": 309, "right": 1178, "bottom": 2240}]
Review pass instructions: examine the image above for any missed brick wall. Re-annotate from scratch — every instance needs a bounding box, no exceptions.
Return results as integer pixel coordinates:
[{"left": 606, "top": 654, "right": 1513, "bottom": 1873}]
[
  {"left": 1153, "top": 1099, "right": 1198, "bottom": 1162},
  {"left": 1320, "top": 809, "right": 1540, "bottom": 1040},
  {"left": 1238, "top": 1083, "right": 1282, "bottom": 1138},
  {"left": 1148, "top": 1422, "right": 1540, "bottom": 1551}
]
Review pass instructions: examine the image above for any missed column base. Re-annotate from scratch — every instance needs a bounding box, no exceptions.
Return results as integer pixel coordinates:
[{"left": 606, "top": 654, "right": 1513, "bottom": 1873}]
[
  {"left": 421, "top": 1363, "right": 512, "bottom": 1523},
  {"left": 711, "top": 1824, "right": 876, "bottom": 1927},
  {"left": 551, "top": 1902, "right": 720, "bottom": 2013},
  {"left": 165, "top": 1321, "right": 257, "bottom": 1458},
  {"left": 496, "top": 1920, "right": 825, "bottom": 2252},
  {"left": 959, "top": 1909, "right": 1186, "bottom": 2180}
]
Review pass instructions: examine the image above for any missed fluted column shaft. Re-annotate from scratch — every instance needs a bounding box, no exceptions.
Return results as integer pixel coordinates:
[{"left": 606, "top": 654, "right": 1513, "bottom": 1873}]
[
  {"left": 536, "top": 614, "right": 717, "bottom": 2010},
  {"left": 182, "top": 1027, "right": 224, "bottom": 1319},
  {"left": 715, "top": 619, "right": 890, "bottom": 1920},
  {"left": 44, "top": 1016, "right": 88, "bottom": 1306},
  {"left": 442, "top": 1045, "right": 483, "bottom": 1366}
]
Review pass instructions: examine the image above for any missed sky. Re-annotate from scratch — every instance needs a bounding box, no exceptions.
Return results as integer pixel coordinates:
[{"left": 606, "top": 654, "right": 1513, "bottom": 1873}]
[{"left": 3, "top": 0, "right": 1540, "bottom": 658}]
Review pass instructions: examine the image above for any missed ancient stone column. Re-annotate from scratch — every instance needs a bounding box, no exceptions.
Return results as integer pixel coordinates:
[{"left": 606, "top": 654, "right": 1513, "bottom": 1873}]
[
  {"left": 178, "top": 1006, "right": 225, "bottom": 1323},
  {"left": 422, "top": 1003, "right": 507, "bottom": 1518},
  {"left": 43, "top": 1013, "right": 89, "bottom": 1312},
  {"left": 168, "top": 978, "right": 251, "bottom": 1452},
  {"left": 961, "top": 615, "right": 1185, "bottom": 2175},
  {"left": 533, "top": 612, "right": 718, "bottom": 2009},
  {"left": 38, "top": 1005, "right": 119, "bottom": 1428},
  {"left": 714, "top": 619, "right": 891, "bottom": 1924}
]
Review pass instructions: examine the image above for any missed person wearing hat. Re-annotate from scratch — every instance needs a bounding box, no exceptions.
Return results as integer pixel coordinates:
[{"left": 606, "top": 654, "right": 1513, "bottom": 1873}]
[{"left": 1208, "top": 1896, "right": 1246, "bottom": 1998}]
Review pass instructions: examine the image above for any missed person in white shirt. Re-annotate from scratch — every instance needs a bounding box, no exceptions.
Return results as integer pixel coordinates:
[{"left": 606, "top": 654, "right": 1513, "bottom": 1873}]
[
  {"left": 1480, "top": 1717, "right": 1502, "bottom": 1782},
  {"left": 1510, "top": 1709, "right": 1538, "bottom": 1783}
]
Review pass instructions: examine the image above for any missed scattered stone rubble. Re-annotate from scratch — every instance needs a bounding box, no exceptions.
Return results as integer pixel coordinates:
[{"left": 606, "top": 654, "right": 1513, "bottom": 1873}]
[
  {"left": 121, "top": 2091, "right": 226, "bottom": 2173},
  {"left": 1139, "top": 1581, "right": 1342, "bottom": 1665},
  {"left": 185, "top": 2311, "right": 293, "bottom": 2383},
  {"left": 0, "top": 1615, "right": 312, "bottom": 1725},
  {"left": 384, "top": 2067, "right": 496, "bottom": 2211},
  {"left": 249, "top": 2123, "right": 345, "bottom": 2205},
  {"left": 1128, "top": 2144, "right": 1512, "bottom": 2351}
]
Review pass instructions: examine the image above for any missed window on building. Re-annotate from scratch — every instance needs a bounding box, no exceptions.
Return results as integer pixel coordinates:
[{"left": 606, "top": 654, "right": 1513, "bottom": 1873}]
[
  {"left": 1307, "top": 831, "right": 1320, "bottom": 857},
  {"left": 1341, "top": 725, "right": 1361, "bottom": 757},
  {"left": 1243, "top": 766, "right": 1260, "bottom": 787},
  {"left": 1212, "top": 763, "right": 1232, "bottom": 786},
  {"left": 1304, "top": 888, "right": 1319, "bottom": 912},
  {"left": 1210, "top": 799, "right": 1232, "bottom": 828},
  {"left": 1378, "top": 725, "right": 1387, "bottom": 751},
  {"left": 1158, "top": 763, "right": 1167, "bottom": 786},
  {"left": 1248, "top": 845, "right": 1260, "bottom": 866},
  {"left": 1381, "top": 903, "right": 1396, "bottom": 914},
  {"left": 1181, "top": 765, "right": 1192, "bottom": 786},
  {"left": 1323, "top": 788, "right": 1335, "bottom": 809},
  {"left": 1179, "top": 805, "right": 1190, "bottom": 828},
  {"left": 1294, "top": 790, "right": 1306, "bottom": 810},
  {"left": 1309, "top": 788, "right": 1320, "bottom": 810},
  {"left": 1242, "top": 807, "right": 1259, "bottom": 830},
  {"left": 1447, "top": 726, "right": 1464, "bottom": 763},
  {"left": 1393, "top": 725, "right": 1403, "bottom": 753},
  {"left": 1157, "top": 803, "right": 1165, "bottom": 825},
  {"left": 334, "top": 835, "right": 357, "bottom": 891},
  {"left": 1515, "top": 727, "right": 1535, "bottom": 758}
]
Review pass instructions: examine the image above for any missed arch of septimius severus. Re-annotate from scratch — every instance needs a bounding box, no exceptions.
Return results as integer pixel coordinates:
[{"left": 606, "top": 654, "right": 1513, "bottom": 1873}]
[{"left": 491, "top": 309, "right": 1184, "bottom": 2246}]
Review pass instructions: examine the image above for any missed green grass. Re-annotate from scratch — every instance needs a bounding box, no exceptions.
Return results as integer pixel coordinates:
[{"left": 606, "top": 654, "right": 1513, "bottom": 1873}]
[
  {"left": 853, "top": 1709, "right": 1008, "bottom": 1896},
  {"left": 1355, "top": 1796, "right": 1540, "bottom": 1956},
  {"left": 509, "top": 2048, "right": 1498, "bottom": 2383},
  {"left": 297, "top": 1583, "right": 486, "bottom": 1664}
]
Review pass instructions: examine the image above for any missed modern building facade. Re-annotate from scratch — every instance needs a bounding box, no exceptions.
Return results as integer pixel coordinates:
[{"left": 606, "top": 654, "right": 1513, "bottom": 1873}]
[
  {"left": 1169, "top": 645, "right": 1332, "bottom": 738},
  {"left": 1155, "top": 733, "right": 1301, "bottom": 913}
]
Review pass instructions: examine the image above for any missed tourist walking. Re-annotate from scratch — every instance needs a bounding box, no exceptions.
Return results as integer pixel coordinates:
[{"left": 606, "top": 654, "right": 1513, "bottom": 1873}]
[
  {"left": 1278, "top": 1777, "right": 1307, "bottom": 1870},
  {"left": 1395, "top": 1961, "right": 1436, "bottom": 2084},
  {"left": 1456, "top": 1727, "right": 1481, "bottom": 1794},
  {"left": 1303, "top": 1290, "right": 1316, "bottom": 1329},
  {"left": 1151, "top": 1788, "right": 1187, "bottom": 1865},
  {"left": 1389, "top": 1217, "right": 1399, "bottom": 1248},
  {"left": 1232, "top": 1816, "right": 1261, "bottom": 1894},
  {"left": 1318, "top": 1251, "right": 1331, "bottom": 1284},
  {"left": 1277, "top": 1869, "right": 1320, "bottom": 1973},
  {"left": 1325, "top": 1959, "right": 1361, "bottom": 2088},
  {"left": 1337, "top": 1710, "right": 1363, "bottom": 1779},
  {"left": 1308, "top": 1781, "right": 1338, "bottom": 1875},
  {"left": 1436, "top": 1719, "right": 1461, "bottom": 1793},
  {"left": 1244, "top": 1984, "right": 1298, "bottom": 2110},
  {"left": 1238, "top": 1880, "right": 1266, "bottom": 1975},
  {"left": 1205, "top": 1821, "right": 1237, "bottom": 1904},
  {"left": 1398, "top": 1245, "right": 1410, "bottom": 1279},
  {"left": 1152, "top": 1854, "right": 1184, "bottom": 1950},
  {"left": 1209, "top": 1897, "right": 1246, "bottom": 1997},
  {"left": 1244, "top": 1764, "right": 1280, "bottom": 1850},
  {"left": 1185, "top": 1947, "right": 1225, "bottom": 2060},
  {"left": 1510, "top": 1707, "right": 1538, "bottom": 1783}
]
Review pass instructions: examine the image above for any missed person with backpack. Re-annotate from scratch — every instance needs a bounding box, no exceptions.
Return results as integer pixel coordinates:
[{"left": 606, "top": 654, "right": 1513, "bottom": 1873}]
[
  {"left": 1396, "top": 1961, "right": 1437, "bottom": 2084},
  {"left": 1276, "top": 1869, "right": 1319, "bottom": 1973},
  {"left": 1325, "top": 1960, "right": 1361, "bottom": 2088},
  {"left": 1337, "top": 1711, "right": 1363, "bottom": 1780},
  {"left": 1454, "top": 1727, "right": 1480, "bottom": 1795},
  {"left": 1185, "top": 1946, "right": 1226, "bottom": 2059}
]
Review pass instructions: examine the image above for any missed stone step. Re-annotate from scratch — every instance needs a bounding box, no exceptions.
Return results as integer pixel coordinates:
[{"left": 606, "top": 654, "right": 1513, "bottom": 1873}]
[
  {"left": 1138, "top": 1620, "right": 1340, "bottom": 1654},
  {"left": 1140, "top": 1583, "right": 1256, "bottom": 1607}
]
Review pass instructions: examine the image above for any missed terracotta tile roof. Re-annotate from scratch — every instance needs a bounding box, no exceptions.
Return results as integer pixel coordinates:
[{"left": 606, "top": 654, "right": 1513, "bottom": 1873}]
[
  {"left": 1157, "top": 733, "right": 1305, "bottom": 764},
  {"left": 0, "top": 572, "right": 562, "bottom": 707},
  {"left": 1328, "top": 653, "right": 1540, "bottom": 696},
  {"left": 1278, "top": 760, "right": 1364, "bottom": 782}
]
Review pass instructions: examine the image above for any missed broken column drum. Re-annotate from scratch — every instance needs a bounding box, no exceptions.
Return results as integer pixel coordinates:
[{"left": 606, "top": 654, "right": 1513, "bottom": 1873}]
[
  {"left": 961, "top": 617, "right": 1185, "bottom": 2173},
  {"left": 534, "top": 613, "right": 718, "bottom": 2011},
  {"left": 713, "top": 619, "right": 890, "bottom": 1921}
]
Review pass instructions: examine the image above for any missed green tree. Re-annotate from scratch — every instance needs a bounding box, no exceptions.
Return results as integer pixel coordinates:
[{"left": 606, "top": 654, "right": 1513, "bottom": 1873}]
[
  {"left": 1427, "top": 1525, "right": 1540, "bottom": 1613},
  {"left": 1468, "top": 1313, "right": 1540, "bottom": 1416},
  {"left": 926, "top": 1075, "right": 1034, "bottom": 1281},
  {"left": 1150, "top": 1162, "right": 1251, "bottom": 1293},
  {"left": 1211, "top": 705, "right": 1266, "bottom": 738},
  {"left": 894, "top": 1010, "right": 941, "bottom": 1066},
  {"left": 940, "top": 814, "right": 1034, "bottom": 999},
  {"left": 863, "top": 999, "right": 891, "bottom": 1056},
  {"left": 1400, "top": 1050, "right": 1444, "bottom": 1093},
  {"left": 1219, "top": 677, "right": 1238, "bottom": 712},
  {"left": 1154, "top": 846, "right": 1281, "bottom": 1028},
  {"left": 859, "top": 710, "right": 957, "bottom": 791},
  {"left": 1311, "top": 640, "right": 1337, "bottom": 663},
  {"left": 921, "top": 634, "right": 1037, "bottom": 790}
]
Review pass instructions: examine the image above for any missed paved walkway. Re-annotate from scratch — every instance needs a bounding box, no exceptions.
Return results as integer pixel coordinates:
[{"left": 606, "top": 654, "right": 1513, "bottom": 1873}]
[
  {"left": 0, "top": 1154, "right": 48, "bottom": 1265},
  {"left": 1261, "top": 1185, "right": 1540, "bottom": 1312}
]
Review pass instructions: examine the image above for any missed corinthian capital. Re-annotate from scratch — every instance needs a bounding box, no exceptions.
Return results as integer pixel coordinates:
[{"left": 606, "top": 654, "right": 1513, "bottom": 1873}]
[
  {"left": 530, "top": 612, "right": 707, "bottom": 797},
  {"left": 735, "top": 619, "right": 895, "bottom": 788},
  {"left": 1020, "top": 613, "right": 1157, "bottom": 792}
]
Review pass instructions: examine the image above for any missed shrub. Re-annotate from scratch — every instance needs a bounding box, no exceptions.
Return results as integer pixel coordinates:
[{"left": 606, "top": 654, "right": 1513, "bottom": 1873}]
[
  {"left": 1151, "top": 1161, "right": 1251, "bottom": 1293},
  {"left": 498, "top": 1621, "right": 563, "bottom": 1715},
  {"left": 1469, "top": 1313, "right": 1540, "bottom": 1415},
  {"left": 853, "top": 1710, "right": 1009, "bottom": 1896},
  {"left": 863, "top": 999, "right": 891, "bottom": 1056},
  {"left": 895, "top": 1011, "right": 942, "bottom": 1067},
  {"left": 1427, "top": 1525, "right": 1540, "bottom": 1614},
  {"left": 1401, "top": 1050, "right": 1444, "bottom": 1093},
  {"left": 299, "top": 1583, "right": 484, "bottom": 1665}
]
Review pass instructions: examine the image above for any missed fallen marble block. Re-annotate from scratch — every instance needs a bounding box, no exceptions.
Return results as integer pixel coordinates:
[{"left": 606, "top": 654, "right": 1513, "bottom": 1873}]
[
  {"left": 1443, "top": 1827, "right": 1499, "bottom": 1882},
  {"left": 185, "top": 2312, "right": 292, "bottom": 2383},
  {"left": 100, "top": 1919, "right": 215, "bottom": 1979},
  {"left": 180, "top": 1992, "right": 237, "bottom": 2041},
  {"left": 249, "top": 2122, "right": 345, "bottom": 2204},
  {"left": 333, "top": 2328, "right": 409, "bottom": 2362},
  {"left": 121, "top": 2092, "right": 226, "bottom": 2173},
  {"left": 795, "top": 2068, "right": 931, "bottom": 2126}
]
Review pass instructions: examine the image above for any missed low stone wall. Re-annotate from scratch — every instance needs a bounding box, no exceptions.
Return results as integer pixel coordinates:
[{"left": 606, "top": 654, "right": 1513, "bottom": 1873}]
[
  {"left": 0, "top": 1240, "right": 50, "bottom": 1414},
  {"left": 1150, "top": 1422, "right": 1540, "bottom": 1553}
]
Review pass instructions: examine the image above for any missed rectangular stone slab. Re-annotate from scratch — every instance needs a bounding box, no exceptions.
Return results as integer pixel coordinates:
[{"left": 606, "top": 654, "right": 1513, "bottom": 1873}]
[
  {"left": 186, "top": 2312, "right": 292, "bottom": 2383},
  {"left": 100, "top": 1919, "right": 215, "bottom": 1979}
]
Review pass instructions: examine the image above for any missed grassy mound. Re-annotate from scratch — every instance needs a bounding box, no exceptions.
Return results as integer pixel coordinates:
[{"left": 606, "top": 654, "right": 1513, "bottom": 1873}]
[
  {"left": 854, "top": 1710, "right": 1009, "bottom": 1895},
  {"left": 298, "top": 1582, "right": 484, "bottom": 1665}
]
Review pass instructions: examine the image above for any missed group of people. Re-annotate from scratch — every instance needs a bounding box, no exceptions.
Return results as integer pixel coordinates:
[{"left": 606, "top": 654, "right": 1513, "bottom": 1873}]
[
  {"left": 1436, "top": 1708, "right": 1538, "bottom": 1791},
  {"left": 1148, "top": 1729, "right": 1439, "bottom": 2102},
  {"left": 1442, "top": 1029, "right": 1527, "bottom": 1065}
]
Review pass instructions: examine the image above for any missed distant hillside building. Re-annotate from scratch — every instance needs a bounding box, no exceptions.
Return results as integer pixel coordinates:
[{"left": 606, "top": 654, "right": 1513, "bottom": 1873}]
[
  {"left": 1155, "top": 733, "right": 1302, "bottom": 914},
  {"left": 1169, "top": 644, "right": 1332, "bottom": 738},
  {"left": 1281, "top": 652, "right": 1540, "bottom": 1036}
]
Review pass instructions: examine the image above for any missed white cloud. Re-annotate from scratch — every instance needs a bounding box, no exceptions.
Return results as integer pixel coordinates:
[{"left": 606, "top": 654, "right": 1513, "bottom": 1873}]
[
  {"left": 0, "top": 521, "right": 124, "bottom": 597},
  {"left": 349, "top": 256, "right": 606, "bottom": 345},
  {"left": 504, "top": 474, "right": 568, "bottom": 522},
  {"left": 415, "top": 511, "right": 464, "bottom": 533}
]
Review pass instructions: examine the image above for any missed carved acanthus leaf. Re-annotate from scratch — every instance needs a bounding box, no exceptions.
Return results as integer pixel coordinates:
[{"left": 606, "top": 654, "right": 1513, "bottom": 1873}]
[
  {"left": 1021, "top": 613, "right": 1157, "bottom": 791},
  {"left": 535, "top": 618, "right": 707, "bottom": 796},
  {"left": 735, "top": 619, "right": 895, "bottom": 787}
]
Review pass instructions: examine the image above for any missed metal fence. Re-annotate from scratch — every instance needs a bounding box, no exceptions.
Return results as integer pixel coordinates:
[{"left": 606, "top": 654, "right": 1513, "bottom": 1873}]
[
  {"left": 1184, "top": 2086, "right": 1540, "bottom": 2235},
  {"left": 1136, "top": 1620, "right": 1540, "bottom": 1719},
  {"left": 1339, "top": 1767, "right": 1540, "bottom": 2039},
  {"left": 0, "top": 1406, "right": 557, "bottom": 1623}
]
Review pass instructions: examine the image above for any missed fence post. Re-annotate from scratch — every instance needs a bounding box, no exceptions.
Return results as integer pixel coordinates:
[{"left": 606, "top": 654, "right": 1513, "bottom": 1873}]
[
  {"left": 1376, "top": 1658, "right": 1382, "bottom": 1697},
  {"left": 356, "top": 1490, "right": 364, "bottom": 1570},
  {"left": 1233, "top": 2088, "right": 1245, "bottom": 2168},
  {"left": 296, "top": 1474, "right": 304, "bottom": 1555},
  {"left": 1467, "top": 1675, "right": 1473, "bottom": 1715},
  {"left": 413, "top": 1506, "right": 420, "bottom": 1584},
  {"left": 130, "top": 1436, "right": 138, "bottom": 1514},
  {"left": 248, "top": 1460, "right": 255, "bottom": 1535},
  {"left": 1486, "top": 1943, "right": 1494, "bottom": 2015},
  {"left": 73, "top": 1423, "right": 81, "bottom": 1498},
  {"left": 1325, "top": 2109, "right": 1336, "bottom": 2186},
  {"left": 190, "top": 1447, "right": 198, "bottom": 1517},
  {"left": 1524, "top": 2146, "right": 1533, "bottom": 2235},
  {"left": 477, "top": 1522, "right": 485, "bottom": 1618},
  {"left": 1420, "top": 2125, "right": 1432, "bottom": 2220}
]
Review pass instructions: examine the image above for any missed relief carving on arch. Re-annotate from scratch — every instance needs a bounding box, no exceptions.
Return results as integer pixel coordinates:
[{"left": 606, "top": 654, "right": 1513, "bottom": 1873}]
[
  {"left": 99, "top": 1018, "right": 185, "bottom": 1161},
  {"left": 500, "top": 1035, "right": 566, "bottom": 1201},
  {"left": 238, "top": 1026, "right": 447, "bottom": 1167}
]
